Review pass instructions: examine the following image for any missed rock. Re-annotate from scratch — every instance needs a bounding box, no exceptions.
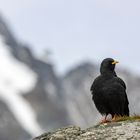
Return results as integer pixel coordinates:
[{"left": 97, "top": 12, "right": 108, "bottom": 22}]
[
  {"left": 33, "top": 126, "right": 81, "bottom": 140},
  {"left": 33, "top": 120, "right": 140, "bottom": 140}
]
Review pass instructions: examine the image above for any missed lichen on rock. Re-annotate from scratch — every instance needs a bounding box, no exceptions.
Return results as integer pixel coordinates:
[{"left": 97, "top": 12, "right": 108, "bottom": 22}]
[{"left": 33, "top": 120, "right": 140, "bottom": 140}]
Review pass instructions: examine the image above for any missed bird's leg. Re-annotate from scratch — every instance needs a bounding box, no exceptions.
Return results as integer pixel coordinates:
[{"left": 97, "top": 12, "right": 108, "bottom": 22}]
[{"left": 100, "top": 115, "right": 108, "bottom": 123}]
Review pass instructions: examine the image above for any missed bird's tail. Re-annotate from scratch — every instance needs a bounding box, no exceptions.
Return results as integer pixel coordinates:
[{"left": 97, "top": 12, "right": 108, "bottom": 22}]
[{"left": 124, "top": 103, "right": 129, "bottom": 116}]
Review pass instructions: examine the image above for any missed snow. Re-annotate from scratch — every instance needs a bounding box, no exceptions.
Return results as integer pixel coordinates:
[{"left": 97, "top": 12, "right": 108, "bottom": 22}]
[
  {"left": 0, "top": 36, "right": 42, "bottom": 137},
  {"left": 0, "top": 37, "right": 36, "bottom": 94}
]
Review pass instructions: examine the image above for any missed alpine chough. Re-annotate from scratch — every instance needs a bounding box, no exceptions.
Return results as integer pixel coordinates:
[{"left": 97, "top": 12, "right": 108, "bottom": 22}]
[{"left": 90, "top": 58, "right": 129, "bottom": 122}]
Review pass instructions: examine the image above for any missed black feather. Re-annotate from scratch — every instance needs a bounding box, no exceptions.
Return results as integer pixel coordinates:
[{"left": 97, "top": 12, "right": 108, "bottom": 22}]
[{"left": 90, "top": 58, "right": 129, "bottom": 117}]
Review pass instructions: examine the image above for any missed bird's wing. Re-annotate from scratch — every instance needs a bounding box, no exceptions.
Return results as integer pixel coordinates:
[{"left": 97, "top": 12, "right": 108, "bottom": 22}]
[
  {"left": 90, "top": 76, "right": 101, "bottom": 91},
  {"left": 103, "top": 78, "right": 129, "bottom": 107},
  {"left": 102, "top": 80, "right": 129, "bottom": 115},
  {"left": 114, "top": 77, "right": 129, "bottom": 105},
  {"left": 115, "top": 77, "right": 126, "bottom": 89}
]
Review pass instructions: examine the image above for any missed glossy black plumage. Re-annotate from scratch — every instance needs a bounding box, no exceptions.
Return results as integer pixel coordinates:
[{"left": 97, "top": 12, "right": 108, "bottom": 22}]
[{"left": 90, "top": 58, "right": 129, "bottom": 118}]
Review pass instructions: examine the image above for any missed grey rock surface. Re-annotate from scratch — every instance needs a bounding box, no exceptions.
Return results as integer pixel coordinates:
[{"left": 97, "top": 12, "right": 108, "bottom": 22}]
[
  {"left": 0, "top": 101, "right": 30, "bottom": 140},
  {"left": 33, "top": 120, "right": 140, "bottom": 140}
]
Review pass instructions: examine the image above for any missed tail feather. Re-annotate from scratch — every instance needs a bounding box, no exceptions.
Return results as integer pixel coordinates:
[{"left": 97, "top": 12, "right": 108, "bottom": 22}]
[{"left": 124, "top": 104, "right": 129, "bottom": 116}]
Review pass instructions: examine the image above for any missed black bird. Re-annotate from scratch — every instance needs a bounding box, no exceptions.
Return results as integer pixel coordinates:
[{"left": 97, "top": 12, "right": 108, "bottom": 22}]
[{"left": 90, "top": 58, "right": 129, "bottom": 122}]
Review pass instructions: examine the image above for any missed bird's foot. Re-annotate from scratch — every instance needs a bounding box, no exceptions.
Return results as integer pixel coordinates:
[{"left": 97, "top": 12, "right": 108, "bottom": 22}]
[
  {"left": 100, "top": 119, "right": 110, "bottom": 124},
  {"left": 99, "top": 115, "right": 111, "bottom": 124}
]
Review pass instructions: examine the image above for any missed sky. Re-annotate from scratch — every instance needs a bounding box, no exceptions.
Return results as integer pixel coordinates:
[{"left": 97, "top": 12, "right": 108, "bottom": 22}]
[{"left": 0, "top": 0, "right": 140, "bottom": 74}]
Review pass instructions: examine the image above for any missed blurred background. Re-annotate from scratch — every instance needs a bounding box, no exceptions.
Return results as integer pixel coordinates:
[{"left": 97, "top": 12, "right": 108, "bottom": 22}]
[{"left": 0, "top": 0, "right": 140, "bottom": 140}]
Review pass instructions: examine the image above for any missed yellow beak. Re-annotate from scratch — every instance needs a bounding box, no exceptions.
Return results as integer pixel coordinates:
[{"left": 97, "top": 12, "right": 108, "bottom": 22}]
[{"left": 112, "top": 60, "right": 119, "bottom": 65}]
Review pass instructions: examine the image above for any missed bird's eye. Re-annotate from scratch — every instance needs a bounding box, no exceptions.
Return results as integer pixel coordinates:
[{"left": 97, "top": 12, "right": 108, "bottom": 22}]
[{"left": 108, "top": 61, "right": 113, "bottom": 64}]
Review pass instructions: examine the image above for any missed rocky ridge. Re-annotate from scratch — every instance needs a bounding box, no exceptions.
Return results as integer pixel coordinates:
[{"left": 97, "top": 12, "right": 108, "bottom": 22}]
[{"left": 33, "top": 120, "right": 140, "bottom": 140}]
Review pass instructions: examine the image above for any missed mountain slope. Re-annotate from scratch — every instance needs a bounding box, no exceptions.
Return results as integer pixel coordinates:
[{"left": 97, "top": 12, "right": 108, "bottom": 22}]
[{"left": 0, "top": 14, "right": 71, "bottom": 140}]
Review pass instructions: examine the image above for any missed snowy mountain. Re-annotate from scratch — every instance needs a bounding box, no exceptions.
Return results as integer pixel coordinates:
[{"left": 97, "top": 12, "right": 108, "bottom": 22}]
[
  {"left": 0, "top": 15, "right": 70, "bottom": 140},
  {"left": 0, "top": 39, "right": 40, "bottom": 139},
  {"left": 0, "top": 14, "right": 140, "bottom": 140}
]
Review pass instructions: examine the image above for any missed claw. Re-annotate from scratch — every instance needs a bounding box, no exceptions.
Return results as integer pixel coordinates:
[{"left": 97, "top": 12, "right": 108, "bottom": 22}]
[
  {"left": 99, "top": 115, "right": 110, "bottom": 124},
  {"left": 100, "top": 119, "right": 110, "bottom": 124}
]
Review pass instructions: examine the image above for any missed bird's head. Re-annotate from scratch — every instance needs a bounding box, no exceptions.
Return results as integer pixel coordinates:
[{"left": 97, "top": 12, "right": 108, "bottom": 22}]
[{"left": 100, "top": 58, "right": 119, "bottom": 75}]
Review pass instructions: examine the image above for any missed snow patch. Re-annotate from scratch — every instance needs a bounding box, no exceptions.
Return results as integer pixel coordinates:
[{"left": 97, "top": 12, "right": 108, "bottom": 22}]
[
  {"left": 0, "top": 37, "right": 36, "bottom": 94},
  {"left": 0, "top": 36, "right": 42, "bottom": 136},
  {"left": 0, "top": 88, "right": 42, "bottom": 136}
]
